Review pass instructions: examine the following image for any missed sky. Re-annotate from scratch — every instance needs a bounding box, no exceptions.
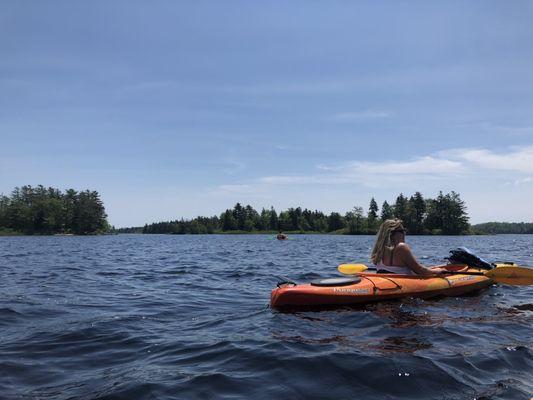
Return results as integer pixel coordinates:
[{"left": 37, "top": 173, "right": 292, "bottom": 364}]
[{"left": 1, "top": 1, "right": 533, "bottom": 227}]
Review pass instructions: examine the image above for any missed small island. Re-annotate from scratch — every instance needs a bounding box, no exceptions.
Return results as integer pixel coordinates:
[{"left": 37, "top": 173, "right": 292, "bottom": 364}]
[{"left": 0, "top": 185, "right": 109, "bottom": 235}]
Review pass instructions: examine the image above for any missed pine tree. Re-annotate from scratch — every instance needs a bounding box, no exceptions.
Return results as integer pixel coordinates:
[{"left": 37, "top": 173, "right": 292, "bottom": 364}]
[
  {"left": 367, "top": 197, "right": 379, "bottom": 232},
  {"left": 221, "top": 210, "right": 237, "bottom": 231},
  {"left": 380, "top": 201, "right": 394, "bottom": 221},
  {"left": 327, "top": 212, "right": 345, "bottom": 232},
  {"left": 269, "top": 207, "right": 278, "bottom": 230},
  {"left": 408, "top": 192, "right": 426, "bottom": 234},
  {"left": 346, "top": 206, "right": 366, "bottom": 234},
  {"left": 394, "top": 193, "right": 408, "bottom": 222},
  {"left": 232, "top": 203, "right": 245, "bottom": 230}
]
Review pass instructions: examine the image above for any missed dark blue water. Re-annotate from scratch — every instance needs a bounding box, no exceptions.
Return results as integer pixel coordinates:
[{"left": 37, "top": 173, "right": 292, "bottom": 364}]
[{"left": 1, "top": 234, "right": 532, "bottom": 400}]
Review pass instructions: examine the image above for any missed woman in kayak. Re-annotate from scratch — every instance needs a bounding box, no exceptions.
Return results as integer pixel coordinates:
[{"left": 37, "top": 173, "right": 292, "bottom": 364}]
[{"left": 370, "top": 219, "right": 446, "bottom": 275}]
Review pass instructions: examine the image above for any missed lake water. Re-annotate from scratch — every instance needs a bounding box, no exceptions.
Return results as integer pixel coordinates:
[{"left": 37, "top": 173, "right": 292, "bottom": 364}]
[{"left": 0, "top": 234, "right": 532, "bottom": 399}]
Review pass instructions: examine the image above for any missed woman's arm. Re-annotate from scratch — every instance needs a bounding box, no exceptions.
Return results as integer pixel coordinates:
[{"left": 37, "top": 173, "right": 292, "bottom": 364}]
[{"left": 395, "top": 243, "right": 442, "bottom": 276}]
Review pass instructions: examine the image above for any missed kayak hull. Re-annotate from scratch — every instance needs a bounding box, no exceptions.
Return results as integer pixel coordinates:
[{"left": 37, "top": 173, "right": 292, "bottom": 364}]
[{"left": 271, "top": 267, "right": 492, "bottom": 309}]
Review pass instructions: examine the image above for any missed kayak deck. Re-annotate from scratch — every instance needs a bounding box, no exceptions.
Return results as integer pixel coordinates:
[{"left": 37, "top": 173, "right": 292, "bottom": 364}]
[{"left": 270, "top": 265, "right": 492, "bottom": 309}]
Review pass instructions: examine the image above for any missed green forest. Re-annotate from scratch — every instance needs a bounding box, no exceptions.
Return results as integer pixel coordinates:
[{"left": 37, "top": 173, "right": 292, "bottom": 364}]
[
  {"left": 124, "top": 191, "right": 472, "bottom": 235},
  {"left": 0, "top": 185, "right": 109, "bottom": 235},
  {"left": 2, "top": 185, "right": 530, "bottom": 236},
  {"left": 471, "top": 222, "right": 533, "bottom": 234}
]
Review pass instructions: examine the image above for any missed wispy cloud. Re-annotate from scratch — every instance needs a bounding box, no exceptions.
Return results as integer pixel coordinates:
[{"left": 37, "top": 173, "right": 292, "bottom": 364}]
[
  {"left": 342, "top": 156, "right": 464, "bottom": 176},
  {"left": 214, "top": 145, "right": 533, "bottom": 193},
  {"left": 438, "top": 146, "right": 533, "bottom": 174},
  {"left": 329, "top": 110, "right": 392, "bottom": 121},
  {"left": 504, "top": 177, "right": 533, "bottom": 186}
]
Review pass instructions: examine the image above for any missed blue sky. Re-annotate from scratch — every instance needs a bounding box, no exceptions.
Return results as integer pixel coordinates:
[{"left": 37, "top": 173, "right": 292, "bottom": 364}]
[{"left": 1, "top": 1, "right": 533, "bottom": 227}]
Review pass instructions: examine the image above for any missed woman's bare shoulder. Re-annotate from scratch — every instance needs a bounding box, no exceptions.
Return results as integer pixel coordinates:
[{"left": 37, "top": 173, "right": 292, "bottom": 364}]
[{"left": 395, "top": 243, "right": 412, "bottom": 253}]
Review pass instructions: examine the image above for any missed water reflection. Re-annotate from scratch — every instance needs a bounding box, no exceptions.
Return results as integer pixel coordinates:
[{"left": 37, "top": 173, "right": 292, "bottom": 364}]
[
  {"left": 270, "top": 332, "right": 355, "bottom": 346},
  {"left": 271, "top": 331, "right": 433, "bottom": 355},
  {"left": 369, "top": 336, "right": 432, "bottom": 353},
  {"left": 369, "top": 301, "right": 437, "bottom": 328}
]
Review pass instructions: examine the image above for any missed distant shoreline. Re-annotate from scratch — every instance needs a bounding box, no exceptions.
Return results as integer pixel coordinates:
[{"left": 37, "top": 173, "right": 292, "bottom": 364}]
[
  {"left": 2, "top": 186, "right": 532, "bottom": 236},
  {"left": 3, "top": 224, "right": 533, "bottom": 237},
  {"left": 113, "top": 222, "right": 533, "bottom": 236},
  {"left": 3, "top": 231, "right": 533, "bottom": 237}
]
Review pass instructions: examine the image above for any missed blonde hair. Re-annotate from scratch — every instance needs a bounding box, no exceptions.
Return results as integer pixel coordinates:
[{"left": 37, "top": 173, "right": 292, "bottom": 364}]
[{"left": 370, "top": 219, "right": 404, "bottom": 265}]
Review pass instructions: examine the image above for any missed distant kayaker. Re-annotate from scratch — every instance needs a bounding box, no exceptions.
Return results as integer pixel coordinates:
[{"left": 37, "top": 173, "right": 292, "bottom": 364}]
[
  {"left": 370, "top": 219, "right": 446, "bottom": 275},
  {"left": 277, "top": 231, "right": 288, "bottom": 240}
]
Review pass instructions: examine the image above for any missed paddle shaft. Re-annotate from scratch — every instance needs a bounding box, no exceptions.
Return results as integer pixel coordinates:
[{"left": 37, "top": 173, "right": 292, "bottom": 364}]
[
  {"left": 444, "top": 271, "right": 487, "bottom": 277},
  {"left": 338, "top": 263, "right": 532, "bottom": 285},
  {"left": 353, "top": 269, "right": 491, "bottom": 277}
]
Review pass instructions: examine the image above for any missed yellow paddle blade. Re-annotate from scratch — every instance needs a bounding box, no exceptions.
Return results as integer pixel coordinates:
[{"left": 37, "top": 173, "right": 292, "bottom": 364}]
[
  {"left": 338, "top": 263, "right": 369, "bottom": 275},
  {"left": 486, "top": 265, "right": 533, "bottom": 286}
]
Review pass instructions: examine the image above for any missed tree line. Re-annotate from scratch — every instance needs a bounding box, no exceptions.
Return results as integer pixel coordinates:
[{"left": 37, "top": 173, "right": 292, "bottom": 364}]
[
  {"left": 129, "top": 191, "right": 471, "bottom": 235},
  {"left": 0, "top": 185, "right": 109, "bottom": 235},
  {"left": 472, "top": 222, "right": 533, "bottom": 235},
  {"left": 3, "top": 186, "right": 530, "bottom": 236}
]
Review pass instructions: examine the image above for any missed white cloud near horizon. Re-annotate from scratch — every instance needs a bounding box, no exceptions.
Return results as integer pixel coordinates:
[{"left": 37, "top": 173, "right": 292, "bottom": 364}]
[
  {"left": 505, "top": 177, "right": 533, "bottom": 186},
  {"left": 215, "top": 146, "right": 533, "bottom": 193},
  {"left": 207, "top": 145, "right": 533, "bottom": 224},
  {"left": 438, "top": 147, "right": 533, "bottom": 174}
]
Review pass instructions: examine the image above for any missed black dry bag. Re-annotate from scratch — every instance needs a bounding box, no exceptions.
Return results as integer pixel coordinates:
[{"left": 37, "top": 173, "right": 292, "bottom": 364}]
[{"left": 446, "top": 247, "right": 493, "bottom": 270}]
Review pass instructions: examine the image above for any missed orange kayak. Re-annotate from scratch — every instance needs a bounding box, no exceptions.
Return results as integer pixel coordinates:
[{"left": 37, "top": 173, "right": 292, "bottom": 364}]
[{"left": 270, "top": 265, "right": 492, "bottom": 309}]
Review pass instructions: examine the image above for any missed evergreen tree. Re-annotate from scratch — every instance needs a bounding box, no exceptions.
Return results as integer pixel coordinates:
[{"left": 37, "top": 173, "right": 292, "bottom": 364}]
[
  {"left": 269, "top": 207, "right": 278, "bottom": 230},
  {"left": 441, "top": 191, "right": 469, "bottom": 234},
  {"left": 408, "top": 192, "right": 426, "bottom": 234},
  {"left": 424, "top": 197, "right": 441, "bottom": 233},
  {"left": 0, "top": 195, "right": 9, "bottom": 228},
  {"left": 259, "top": 208, "right": 270, "bottom": 231},
  {"left": 63, "top": 189, "right": 78, "bottom": 233},
  {"left": 327, "top": 212, "right": 345, "bottom": 232},
  {"left": 368, "top": 198, "right": 378, "bottom": 220},
  {"left": 221, "top": 209, "right": 237, "bottom": 231},
  {"left": 394, "top": 193, "right": 408, "bottom": 222},
  {"left": 244, "top": 205, "right": 260, "bottom": 231},
  {"left": 6, "top": 186, "right": 32, "bottom": 233},
  {"left": 297, "top": 215, "right": 311, "bottom": 231},
  {"left": 73, "top": 190, "right": 108, "bottom": 234},
  {"left": 367, "top": 198, "right": 379, "bottom": 232},
  {"left": 312, "top": 210, "right": 328, "bottom": 232},
  {"left": 232, "top": 203, "right": 245, "bottom": 230},
  {"left": 302, "top": 209, "right": 316, "bottom": 231},
  {"left": 287, "top": 207, "right": 303, "bottom": 230},
  {"left": 423, "top": 191, "right": 469, "bottom": 234},
  {"left": 277, "top": 211, "right": 292, "bottom": 231},
  {"left": 346, "top": 206, "right": 366, "bottom": 234},
  {"left": 380, "top": 201, "right": 394, "bottom": 221}
]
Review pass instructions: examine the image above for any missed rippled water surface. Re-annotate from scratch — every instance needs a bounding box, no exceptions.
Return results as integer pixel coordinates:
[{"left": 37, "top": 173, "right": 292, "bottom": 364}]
[{"left": 1, "top": 234, "right": 532, "bottom": 399}]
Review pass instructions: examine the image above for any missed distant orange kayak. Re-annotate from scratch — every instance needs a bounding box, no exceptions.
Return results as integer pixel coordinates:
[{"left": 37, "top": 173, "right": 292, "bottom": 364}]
[{"left": 271, "top": 264, "right": 492, "bottom": 309}]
